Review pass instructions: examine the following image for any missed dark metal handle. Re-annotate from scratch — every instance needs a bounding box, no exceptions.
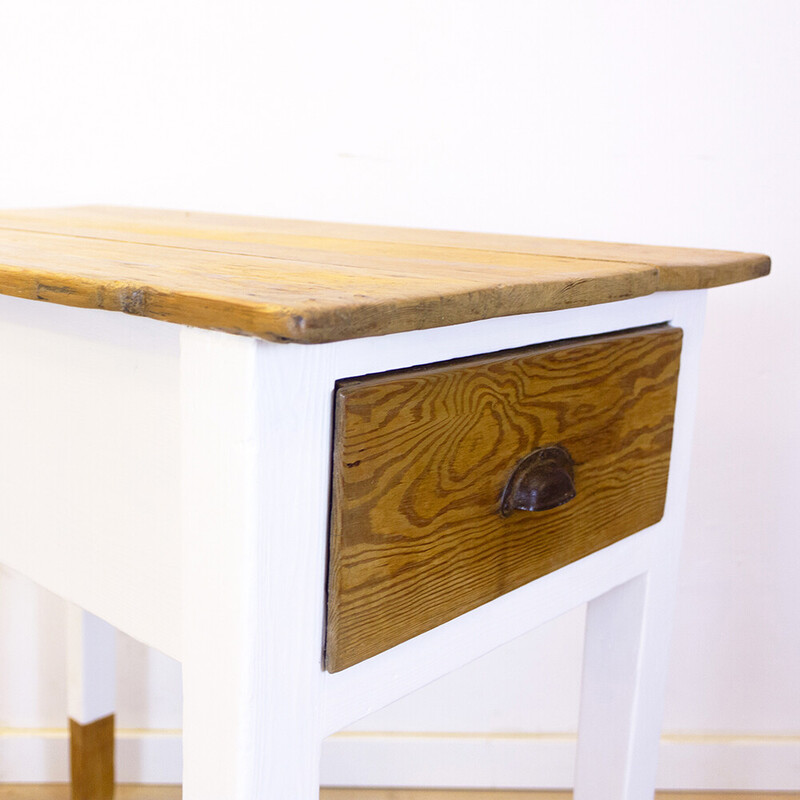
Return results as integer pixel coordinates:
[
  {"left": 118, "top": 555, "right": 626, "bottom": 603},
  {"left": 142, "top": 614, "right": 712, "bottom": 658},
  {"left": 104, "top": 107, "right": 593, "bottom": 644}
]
[{"left": 500, "top": 445, "right": 576, "bottom": 517}]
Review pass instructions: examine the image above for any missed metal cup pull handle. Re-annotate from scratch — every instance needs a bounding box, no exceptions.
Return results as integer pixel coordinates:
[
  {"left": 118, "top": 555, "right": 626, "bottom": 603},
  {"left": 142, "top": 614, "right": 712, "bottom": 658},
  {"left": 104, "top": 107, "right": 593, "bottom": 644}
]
[{"left": 500, "top": 445, "right": 576, "bottom": 517}]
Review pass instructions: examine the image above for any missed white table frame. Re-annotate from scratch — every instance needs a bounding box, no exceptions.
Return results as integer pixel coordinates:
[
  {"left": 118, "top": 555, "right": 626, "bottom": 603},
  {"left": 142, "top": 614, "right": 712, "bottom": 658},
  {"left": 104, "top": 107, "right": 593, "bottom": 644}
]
[{"left": 0, "top": 288, "right": 707, "bottom": 799}]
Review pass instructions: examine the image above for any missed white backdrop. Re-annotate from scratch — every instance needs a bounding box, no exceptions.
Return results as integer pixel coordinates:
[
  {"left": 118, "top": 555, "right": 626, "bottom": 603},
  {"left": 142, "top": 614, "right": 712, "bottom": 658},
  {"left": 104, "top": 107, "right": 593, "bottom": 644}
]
[{"left": 0, "top": 0, "right": 797, "bottom": 791}]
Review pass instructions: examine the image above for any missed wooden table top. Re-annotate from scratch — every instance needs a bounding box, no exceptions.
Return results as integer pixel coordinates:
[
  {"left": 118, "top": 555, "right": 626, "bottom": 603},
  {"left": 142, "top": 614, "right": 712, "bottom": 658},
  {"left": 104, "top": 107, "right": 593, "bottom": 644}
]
[{"left": 0, "top": 206, "right": 769, "bottom": 343}]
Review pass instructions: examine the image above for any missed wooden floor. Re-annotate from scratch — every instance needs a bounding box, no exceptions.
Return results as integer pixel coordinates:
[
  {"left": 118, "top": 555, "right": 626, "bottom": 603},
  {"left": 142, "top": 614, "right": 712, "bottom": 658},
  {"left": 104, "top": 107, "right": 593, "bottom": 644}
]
[{"left": 0, "top": 788, "right": 797, "bottom": 800}]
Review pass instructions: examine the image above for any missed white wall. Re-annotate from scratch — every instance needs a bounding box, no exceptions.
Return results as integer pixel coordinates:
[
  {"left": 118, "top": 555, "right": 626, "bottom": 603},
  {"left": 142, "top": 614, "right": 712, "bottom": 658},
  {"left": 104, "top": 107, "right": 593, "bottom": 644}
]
[{"left": 0, "top": 0, "right": 798, "bottom": 790}]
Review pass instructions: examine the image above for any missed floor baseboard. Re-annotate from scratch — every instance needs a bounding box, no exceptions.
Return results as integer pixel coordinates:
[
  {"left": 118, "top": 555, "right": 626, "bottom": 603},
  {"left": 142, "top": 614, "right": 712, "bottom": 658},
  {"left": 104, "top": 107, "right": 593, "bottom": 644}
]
[
  {"left": 0, "top": 787, "right": 798, "bottom": 800},
  {"left": 1, "top": 728, "right": 798, "bottom": 792}
]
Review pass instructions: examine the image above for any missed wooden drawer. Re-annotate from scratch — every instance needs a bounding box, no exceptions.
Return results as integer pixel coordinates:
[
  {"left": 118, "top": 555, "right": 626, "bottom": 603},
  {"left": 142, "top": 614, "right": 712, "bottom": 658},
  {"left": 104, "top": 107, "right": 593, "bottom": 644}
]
[{"left": 326, "top": 325, "right": 683, "bottom": 672}]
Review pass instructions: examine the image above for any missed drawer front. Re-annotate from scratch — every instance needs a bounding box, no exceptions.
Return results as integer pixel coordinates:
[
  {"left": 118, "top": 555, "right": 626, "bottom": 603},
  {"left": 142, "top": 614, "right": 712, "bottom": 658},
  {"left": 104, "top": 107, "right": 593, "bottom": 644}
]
[{"left": 326, "top": 325, "right": 683, "bottom": 672}]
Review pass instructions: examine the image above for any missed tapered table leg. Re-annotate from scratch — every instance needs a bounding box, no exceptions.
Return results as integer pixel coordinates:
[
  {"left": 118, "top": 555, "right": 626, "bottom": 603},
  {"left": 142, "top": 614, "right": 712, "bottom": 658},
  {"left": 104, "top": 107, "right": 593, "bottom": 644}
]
[{"left": 574, "top": 561, "right": 677, "bottom": 800}]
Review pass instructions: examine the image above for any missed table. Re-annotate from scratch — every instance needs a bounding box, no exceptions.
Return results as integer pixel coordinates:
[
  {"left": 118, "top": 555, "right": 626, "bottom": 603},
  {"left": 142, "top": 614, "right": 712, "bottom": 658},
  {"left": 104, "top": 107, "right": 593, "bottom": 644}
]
[{"left": 0, "top": 207, "right": 769, "bottom": 799}]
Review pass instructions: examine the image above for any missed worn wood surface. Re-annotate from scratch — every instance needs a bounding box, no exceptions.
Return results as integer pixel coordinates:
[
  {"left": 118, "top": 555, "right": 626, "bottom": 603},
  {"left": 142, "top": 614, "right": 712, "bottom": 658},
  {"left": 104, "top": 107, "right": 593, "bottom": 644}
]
[
  {"left": 327, "top": 326, "right": 682, "bottom": 671},
  {"left": 69, "top": 716, "right": 114, "bottom": 800},
  {"left": 0, "top": 206, "right": 768, "bottom": 343}
]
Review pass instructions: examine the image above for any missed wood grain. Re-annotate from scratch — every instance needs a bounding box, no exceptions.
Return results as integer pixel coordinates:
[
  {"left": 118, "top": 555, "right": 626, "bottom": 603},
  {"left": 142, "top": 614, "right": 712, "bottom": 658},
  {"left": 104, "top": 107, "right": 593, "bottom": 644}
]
[
  {"left": 0, "top": 206, "right": 768, "bottom": 343},
  {"left": 69, "top": 716, "right": 114, "bottom": 800},
  {"left": 327, "top": 326, "right": 682, "bottom": 671}
]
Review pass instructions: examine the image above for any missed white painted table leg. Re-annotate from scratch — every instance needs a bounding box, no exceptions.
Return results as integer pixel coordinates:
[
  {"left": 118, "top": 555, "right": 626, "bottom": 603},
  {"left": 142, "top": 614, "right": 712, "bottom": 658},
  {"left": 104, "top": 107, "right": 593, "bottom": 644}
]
[
  {"left": 574, "top": 291, "right": 707, "bottom": 799},
  {"left": 181, "top": 329, "right": 333, "bottom": 800},
  {"left": 574, "top": 553, "right": 677, "bottom": 800},
  {"left": 67, "top": 605, "right": 116, "bottom": 800}
]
